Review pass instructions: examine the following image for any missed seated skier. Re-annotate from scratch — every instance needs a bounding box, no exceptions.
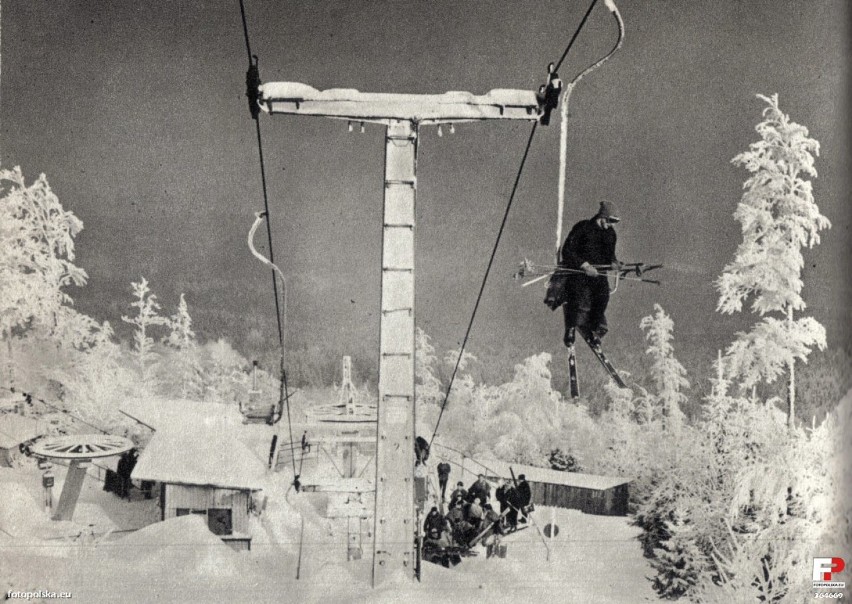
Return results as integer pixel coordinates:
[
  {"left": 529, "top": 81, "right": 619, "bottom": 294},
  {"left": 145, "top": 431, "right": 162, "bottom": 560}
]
[
  {"left": 449, "top": 481, "right": 467, "bottom": 506},
  {"left": 423, "top": 506, "right": 444, "bottom": 540},
  {"left": 545, "top": 201, "right": 622, "bottom": 348}
]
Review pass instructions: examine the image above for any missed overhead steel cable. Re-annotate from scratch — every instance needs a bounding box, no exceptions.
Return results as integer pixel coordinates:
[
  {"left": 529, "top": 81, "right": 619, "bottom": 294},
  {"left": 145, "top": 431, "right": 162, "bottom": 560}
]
[
  {"left": 428, "top": 122, "right": 539, "bottom": 447},
  {"left": 237, "top": 0, "right": 253, "bottom": 62},
  {"left": 3, "top": 386, "right": 110, "bottom": 436},
  {"left": 553, "top": 0, "right": 600, "bottom": 73},
  {"left": 237, "top": 0, "right": 297, "bottom": 478},
  {"left": 429, "top": 0, "right": 613, "bottom": 447}
]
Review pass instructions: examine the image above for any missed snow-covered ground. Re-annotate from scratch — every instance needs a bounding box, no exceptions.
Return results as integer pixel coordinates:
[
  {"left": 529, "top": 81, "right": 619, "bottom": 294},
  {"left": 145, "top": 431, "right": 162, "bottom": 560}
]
[
  {"left": 1, "top": 453, "right": 659, "bottom": 603},
  {"left": 0, "top": 394, "right": 660, "bottom": 603}
]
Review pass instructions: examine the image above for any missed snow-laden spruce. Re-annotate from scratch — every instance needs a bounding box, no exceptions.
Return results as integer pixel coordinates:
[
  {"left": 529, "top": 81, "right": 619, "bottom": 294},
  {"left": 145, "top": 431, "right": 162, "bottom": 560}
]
[
  {"left": 716, "top": 93, "right": 830, "bottom": 427},
  {"left": 122, "top": 277, "right": 169, "bottom": 388},
  {"left": 0, "top": 167, "right": 91, "bottom": 345},
  {"left": 164, "top": 293, "right": 204, "bottom": 399},
  {"left": 638, "top": 304, "right": 688, "bottom": 430}
]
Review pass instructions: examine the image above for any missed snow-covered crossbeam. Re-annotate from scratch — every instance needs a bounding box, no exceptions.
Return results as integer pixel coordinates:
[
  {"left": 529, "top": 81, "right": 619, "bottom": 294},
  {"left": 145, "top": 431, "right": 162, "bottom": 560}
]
[{"left": 258, "top": 82, "right": 541, "bottom": 122}]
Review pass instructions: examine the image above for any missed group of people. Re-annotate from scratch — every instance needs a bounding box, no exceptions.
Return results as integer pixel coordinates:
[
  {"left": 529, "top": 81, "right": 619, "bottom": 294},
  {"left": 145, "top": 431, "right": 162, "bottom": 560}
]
[{"left": 422, "top": 473, "right": 533, "bottom": 551}]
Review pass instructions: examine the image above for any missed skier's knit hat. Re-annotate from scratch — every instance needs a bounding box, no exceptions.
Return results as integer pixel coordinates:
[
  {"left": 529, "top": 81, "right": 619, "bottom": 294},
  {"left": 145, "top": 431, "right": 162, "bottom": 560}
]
[{"left": 596, "top": 201, "right": 621, "bottom": 223}]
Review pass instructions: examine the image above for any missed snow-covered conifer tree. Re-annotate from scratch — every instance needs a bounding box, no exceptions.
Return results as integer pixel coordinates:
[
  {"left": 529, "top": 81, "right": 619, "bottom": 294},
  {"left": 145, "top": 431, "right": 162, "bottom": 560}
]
[
  {"left": 414, "top": 327, "right": 442, "bottom": 407},
  {"left": 121, "top": 277, "right": 167, "bottom": 387},
  {"left": 201, "top": 338, "right": 248, "bottom": 404},
  {"left": 639, "top": 304, "right": 688, "bottom": 429},
  {"left": 651, "top": 510, "right": 709, "bottom": 599},
  {"left": 0, "top": 168, "right": 88, "bottom": 382},
  {"left": 443, "top": 347, "right": 477, "bottom": 376},
  {"left": 0, "top": 167, "right": 87, "bottom": 335},
  {"left": 164, "top": 294, "right": 203, "bottom": 399},
  {"left": 716, "top": 94, "right": 830, "bottom": 427},
  {"left": 57, "top": 321, "right": 138, "bottom": 435}
]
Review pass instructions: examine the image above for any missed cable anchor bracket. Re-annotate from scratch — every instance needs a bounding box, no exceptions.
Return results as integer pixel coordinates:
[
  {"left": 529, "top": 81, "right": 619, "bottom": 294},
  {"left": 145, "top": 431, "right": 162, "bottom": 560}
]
[
  {"left": 537, "top": 63, "right": 563, "bottom": 126},
  {"left": 246, "top": 55, "right": 262, "bottom": 120}
]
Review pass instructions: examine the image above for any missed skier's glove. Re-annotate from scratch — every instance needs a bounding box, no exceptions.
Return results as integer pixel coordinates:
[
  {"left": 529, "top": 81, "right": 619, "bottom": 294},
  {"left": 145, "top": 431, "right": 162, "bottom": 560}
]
[{"left": 581, "top": 262, "right": 598, "bottom": 277}]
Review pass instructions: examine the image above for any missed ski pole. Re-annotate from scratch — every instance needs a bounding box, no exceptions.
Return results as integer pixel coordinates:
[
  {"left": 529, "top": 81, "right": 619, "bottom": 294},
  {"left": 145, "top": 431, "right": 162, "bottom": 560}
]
[{"left": 521, "top": 266, "right": 660, "bottom": 286}]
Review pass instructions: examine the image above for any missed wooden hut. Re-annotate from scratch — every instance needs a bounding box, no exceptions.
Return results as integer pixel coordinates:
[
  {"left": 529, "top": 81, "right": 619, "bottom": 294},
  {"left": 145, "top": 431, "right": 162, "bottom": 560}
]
[
  {"left": 482, "top": 460, "right": 630, "bottom": 516},
  {"left": 131, "top": 431, "right": 266, "bottom": 551}
]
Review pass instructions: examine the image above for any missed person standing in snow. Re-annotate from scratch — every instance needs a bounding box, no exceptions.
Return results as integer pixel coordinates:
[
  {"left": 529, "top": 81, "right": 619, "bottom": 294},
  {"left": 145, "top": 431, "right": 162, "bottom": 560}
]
[
  {"left": 467, "top": 474, "right": 491, "bottom": 505},
  {"left": 437, "top": 461, "right": 452, "bottom": 500},
  {"left": 495, "top": 479, "right": 512, "bottom": 515},
  {"left": 513, "top": 474, "right": 533, "bottom": 524},
  {"left": 117, "top": 449, "right": 137, "bottom": 499},
  {"left": 545, "top": 201, "right": 622, "bottom": 347}
]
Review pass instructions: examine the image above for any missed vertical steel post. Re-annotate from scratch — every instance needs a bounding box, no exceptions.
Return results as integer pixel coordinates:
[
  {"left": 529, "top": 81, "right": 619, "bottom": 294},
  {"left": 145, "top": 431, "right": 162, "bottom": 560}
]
[
  {"left": 52, "top": 459, "right": 89, "bottom": 521},
  {"left": 372, "top": 119, "right": 418, "bottom": 585}
]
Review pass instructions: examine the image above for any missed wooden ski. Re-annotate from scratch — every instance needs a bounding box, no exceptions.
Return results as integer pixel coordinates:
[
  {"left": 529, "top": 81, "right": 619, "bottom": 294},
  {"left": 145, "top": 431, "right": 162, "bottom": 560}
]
[
  {"left": 581, "top": 332, "right": 626, "bottom": 388},
  {"left": 568, "top": 345, "right": 579, "bottom": 399}
]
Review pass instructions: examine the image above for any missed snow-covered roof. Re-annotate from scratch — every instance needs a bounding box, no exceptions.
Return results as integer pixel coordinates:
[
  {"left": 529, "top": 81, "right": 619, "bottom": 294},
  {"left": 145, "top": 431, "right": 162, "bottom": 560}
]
[
  {"left": 478, "top": 459, "right": 629, "bottom": 491},
  {"left": 0, "top": 413, "right": 42, "bottom": 449},
  {"left": 131, "top": 430, "right": 266, "bottom": 491},
  {"left": 120, "top": 397, "right": 243, "bottom": 434}
]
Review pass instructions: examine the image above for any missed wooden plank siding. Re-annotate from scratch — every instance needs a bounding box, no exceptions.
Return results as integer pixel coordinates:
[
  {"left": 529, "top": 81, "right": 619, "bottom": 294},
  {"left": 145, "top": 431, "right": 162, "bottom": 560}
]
[
  {"left": 163, "top": 484, "right": 251, "bottom": 535},
  {"left": 530, "top": 481, "right": 628, "bottom": 516}
]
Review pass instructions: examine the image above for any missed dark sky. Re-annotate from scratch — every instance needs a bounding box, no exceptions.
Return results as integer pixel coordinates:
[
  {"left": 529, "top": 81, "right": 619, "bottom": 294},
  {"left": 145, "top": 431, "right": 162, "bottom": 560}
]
[{"left": 2, "top": 1, "right": 849, "bottom": 375}]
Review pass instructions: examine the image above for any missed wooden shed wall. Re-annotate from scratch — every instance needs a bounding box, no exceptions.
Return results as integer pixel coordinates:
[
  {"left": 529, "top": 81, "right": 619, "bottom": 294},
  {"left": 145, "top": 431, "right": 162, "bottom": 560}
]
[
  {"left": 531, "top": 481, "right": 628, "bottom": 516},
  {"left": 163, "top": 484, "right": 251, "bottom": 534}
]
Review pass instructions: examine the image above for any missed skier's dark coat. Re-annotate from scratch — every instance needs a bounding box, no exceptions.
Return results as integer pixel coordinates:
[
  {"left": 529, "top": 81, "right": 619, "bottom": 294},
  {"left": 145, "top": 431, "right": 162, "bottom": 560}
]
[
  {"left": 495, "top": 483, "right": 511, "bottom": 513},
  {"left": 424, "top": 510, "right": 444, "bottom": 537},
  {"left": 449, "top": 488, "right": 467, "bottom": 506},
  {"left": 415, "top": 436, "right": 430, "bottom": 463},
  {"left": 467, "top": 479, "right": 490, "bottom": 504},
  {"left": 545, "top": 217, "right": 618, "bottom": 343},
  {"left": 508, "top": 479, "right": 532, "bottom": 509},
  {"left": 517, "top": 480, "right": 532, "bottom": 508},
  {"left": 437, "top": 462, "right": 452, "bottom": 498}
]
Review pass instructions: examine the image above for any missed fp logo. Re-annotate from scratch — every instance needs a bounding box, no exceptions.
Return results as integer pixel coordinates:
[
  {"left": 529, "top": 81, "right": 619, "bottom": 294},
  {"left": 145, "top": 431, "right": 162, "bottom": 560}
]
[{"left": 813, "top": 557, "right": 845, "bottom": 588}]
